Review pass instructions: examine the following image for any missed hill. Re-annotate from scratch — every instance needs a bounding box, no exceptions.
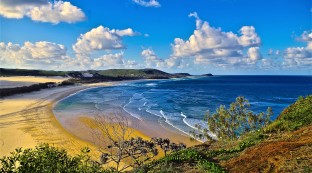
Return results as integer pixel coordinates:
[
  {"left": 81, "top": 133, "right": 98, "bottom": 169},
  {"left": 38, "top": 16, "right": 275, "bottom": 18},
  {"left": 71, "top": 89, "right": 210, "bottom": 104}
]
[
  {"left": 0, "top": 68, "right": 191, "bottom": 82},
  {"left": 0, "top": 68, "right": 67, "bottom": 77}
]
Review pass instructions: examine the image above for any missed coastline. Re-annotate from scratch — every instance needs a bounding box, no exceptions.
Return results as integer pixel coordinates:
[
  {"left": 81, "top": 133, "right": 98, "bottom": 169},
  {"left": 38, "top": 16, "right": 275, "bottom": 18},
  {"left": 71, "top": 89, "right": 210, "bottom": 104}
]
[
  {"left": 0, "top": 80, "right": 199, "bottom": 158},
  {"left": 0, "top": 83, "right": 113, "bottom": 157}
]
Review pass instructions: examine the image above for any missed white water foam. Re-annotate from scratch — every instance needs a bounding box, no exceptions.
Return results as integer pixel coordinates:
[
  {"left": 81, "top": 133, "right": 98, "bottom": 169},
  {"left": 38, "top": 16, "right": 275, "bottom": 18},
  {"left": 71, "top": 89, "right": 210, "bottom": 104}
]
[
  {"left": 158, "top": 110, "right": 207, "bottom": 142},
  {"left": 181, "top": 112, "right": 218, "bottom": 140},
  {"left": 123, "top": 97, "right": 142, "bottom": 120}
]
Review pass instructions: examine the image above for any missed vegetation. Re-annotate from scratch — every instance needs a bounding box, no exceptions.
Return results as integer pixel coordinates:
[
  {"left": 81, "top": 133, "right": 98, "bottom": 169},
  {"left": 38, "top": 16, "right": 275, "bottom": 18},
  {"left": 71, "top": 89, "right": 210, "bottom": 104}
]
[
  {"left": 136, "top": 149, "right": 226, "bottom": 173},
  {"left": 0, "top": 68, "right": 67, "bottom": 77},
  {"left": 0, "top": 80, "right": 74, "bottom": 98},
  {"left": 200, "top": 96, "right": 273, "bottom": 141},
  {"left": 1, "top": 82, "right": 54, "bottom": 98},
  {"left": 97, "top": 69, "right": 172, "bottom": 79},
  {"left": 92, "top": 114, "right": 186, "bottom": 172},
  {"left": 0, "top": 144, "right": 108, "bottom": 173},
  {"left": 0, "top": 68, "right": 191, "bottom": 81},
  {"left": 264, "top": 95, "right": 312, "bottom": 133}
]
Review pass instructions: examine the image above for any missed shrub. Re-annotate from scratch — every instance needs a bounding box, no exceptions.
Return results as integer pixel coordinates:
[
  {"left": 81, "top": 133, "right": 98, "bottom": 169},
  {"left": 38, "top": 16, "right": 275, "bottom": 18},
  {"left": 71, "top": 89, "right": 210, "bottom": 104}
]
[{"left": 0, "top": 144, "right": 109, "bottom": 173}]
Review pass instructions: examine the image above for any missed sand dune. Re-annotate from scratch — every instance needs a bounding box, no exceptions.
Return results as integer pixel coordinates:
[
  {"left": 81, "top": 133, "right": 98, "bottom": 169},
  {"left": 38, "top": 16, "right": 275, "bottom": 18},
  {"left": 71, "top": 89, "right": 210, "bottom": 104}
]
[{"left": 0, "top": 76, "right": 69, "bottom": 88}]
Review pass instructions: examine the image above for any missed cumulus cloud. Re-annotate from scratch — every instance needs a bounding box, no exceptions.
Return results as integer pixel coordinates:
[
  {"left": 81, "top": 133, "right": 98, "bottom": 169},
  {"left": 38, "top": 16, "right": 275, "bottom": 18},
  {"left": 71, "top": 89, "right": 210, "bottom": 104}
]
[
  {"left": 171, "top": 12, "right": 262, "bottom": 67},
  {"left": 73, "top": 26, "right": 138, "bottom": 54},
  {"left": 247, "top": 47, "right": 262, "bottom": 64},
  {"left": 27, "top": 1, "right": 85, "bottom": 24},
  {"left": 141, "top": 48, "right": 182, "bottom": 68},
  {"left": 0, "top": 0, "right": 85, "bottom": 24},
  {"left": 238, "top": 26, "right": 261, "bottom": 47},
  {"left": 283, "top": 30, "right": 312, "bottom": 68},
  {"left": 0, "top": 41, "right": 69, "bottom": 69},
  {"left": 93, "top": 52, "right": 138, "bottom": 69},
  {"left": 132, "top": 0, "right": 161, "bottom": 7},
  {"left": 0, "top": 41, "right": 140, "bottom": 70}
]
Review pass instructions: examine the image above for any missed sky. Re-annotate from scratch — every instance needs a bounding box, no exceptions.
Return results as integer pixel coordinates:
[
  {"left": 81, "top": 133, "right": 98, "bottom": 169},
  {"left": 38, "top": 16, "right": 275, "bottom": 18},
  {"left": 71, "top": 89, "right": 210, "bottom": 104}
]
[{"left": 0, "top": 0, "right": 311, "bottom": 75}]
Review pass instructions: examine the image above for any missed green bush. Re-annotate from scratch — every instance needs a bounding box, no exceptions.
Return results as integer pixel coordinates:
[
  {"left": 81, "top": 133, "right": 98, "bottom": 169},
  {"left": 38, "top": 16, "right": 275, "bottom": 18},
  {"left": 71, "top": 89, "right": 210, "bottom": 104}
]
[
  {"left": 0, "top": 144, "right": 110, "bottom": 173},
  {"left": 197, "top": 160, "right": 226, "bottom": 173},
  {"left": 264, "top": 95, "right": 312, "bottom": 133},
  {"left": 136, "top": 149, "right": 226, "bottom": 173}
]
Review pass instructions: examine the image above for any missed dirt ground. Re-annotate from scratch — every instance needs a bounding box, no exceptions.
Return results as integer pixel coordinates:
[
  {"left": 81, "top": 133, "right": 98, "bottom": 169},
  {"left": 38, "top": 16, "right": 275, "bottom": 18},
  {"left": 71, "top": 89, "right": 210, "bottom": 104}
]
[{"left": 222, "top": 126, "right": 312, "bottom": 173}]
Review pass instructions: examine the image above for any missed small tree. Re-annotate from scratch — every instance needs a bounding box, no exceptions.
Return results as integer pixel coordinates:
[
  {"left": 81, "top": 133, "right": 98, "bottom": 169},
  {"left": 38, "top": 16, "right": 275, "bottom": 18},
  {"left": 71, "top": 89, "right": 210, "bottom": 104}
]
[
  {"left": 202, "top": 96, "right": 273, "bottom": 141},
  {"left": 92, "top": 114, "right": 186, "bottom": 172},
  {"left": 151, "top": 137, "right": 186, "bottom": 155}
]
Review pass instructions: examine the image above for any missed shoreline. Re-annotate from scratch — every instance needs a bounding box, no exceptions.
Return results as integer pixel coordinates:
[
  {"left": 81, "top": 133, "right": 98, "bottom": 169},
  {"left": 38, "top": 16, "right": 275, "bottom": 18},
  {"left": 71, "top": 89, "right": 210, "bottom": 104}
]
[
  {"left": 0, "top": 80, "right": 199, "bottom": 157},
  {"left": 0, "top": 82, "right": 113, "bottom": 157},
  {"left": 53, "top": 83, "right": 200, "bottom": 148}
]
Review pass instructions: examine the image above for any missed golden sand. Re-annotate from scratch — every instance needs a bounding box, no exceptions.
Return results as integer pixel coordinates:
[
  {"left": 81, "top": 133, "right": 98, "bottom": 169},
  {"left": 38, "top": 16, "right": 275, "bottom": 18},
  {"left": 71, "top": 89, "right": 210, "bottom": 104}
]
[
  {"left": 0, "top": 76, "right": 69, "bottom": 83},
  {"left": 0, "top": 84, "right": 102, "bottom": 157}
]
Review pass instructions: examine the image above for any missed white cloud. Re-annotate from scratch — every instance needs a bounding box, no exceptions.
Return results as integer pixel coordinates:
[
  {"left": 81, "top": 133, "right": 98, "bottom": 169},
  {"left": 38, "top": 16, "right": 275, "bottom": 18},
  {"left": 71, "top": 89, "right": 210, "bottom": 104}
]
[
  {"left": 284, "top": 47, "right": 311, "bottom": 59},
  {"left": 247, "top": 47, "right": 262, "bottom": 64},
  {"left": 0, "top": 41, "right": 69, "bottom": 69},
  {"left": 141, "top": 48, "right": 163, "bottom": 67},
  {"left": 27, "top": 1, "right": 85, "bottom": 24},
  {"left": 296, "top": 30, "right": 312, "bottom": 42},
  {"left": 0, "top": 0, "right": 47, "bottom": 18},
  {"left": 23, "top": 41, "right": 67, "bottom": 59},
  {"left": 73, "top": 26, "right": 138, "bottom": 54},
  {"left": 171, "top": 12, "right": 262, "bottom": 67},
  {"left": 0, "top": 41, "right": 140, "bottom": 70},
  {"left": 141, "top": 48, "right": 182, "bottom": 68},
  {"left": 0, "top": 0, "right": 85, "bottom": 24},
  {"left": 93, "top": 52, "right": 138, "bottom": 69},
  {"left": 132, "top": 0, "right": 161, "bottom": 8},
  {"left": 238, "top": 26, "right": 261, "bottom": 47},
  {"left": 283, "top": 30, "right": 312, "bottom": 68}
]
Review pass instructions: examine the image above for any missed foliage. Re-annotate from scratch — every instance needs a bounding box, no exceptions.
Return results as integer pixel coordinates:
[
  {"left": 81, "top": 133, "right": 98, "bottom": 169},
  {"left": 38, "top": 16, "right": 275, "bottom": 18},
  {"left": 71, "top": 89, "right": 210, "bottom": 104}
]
[
  {"left": 100, "top": 137, "right": 158, "bottom": 172},
  {"left": 93, "top": 115, "right": 186, "bottom": 172},
  {"left": 151, "top": 137, "right": 186, "bottom": 155},
  {"left": 58, "top": 79, "right": 76, "bottom": 86},
  {"left": 204, "top": 96, "right": 273, "bottom": 141},
  {"left": 135, "top": 149, "right": 226, "bottom": 173},
  {"left": 0, "top": 143, "right": 110, "bottom": 173},
  {"left": 0, "top": 68, "right": 67, "bottom": 77},
  {"left": 0, "top": 82, "right": 56, "bottom": 98},
  {"left": 197, "top": 160, "right": 226, "bottom": 173},
  {"left": 264, "top": 95, "right": 312, "bottom": 133},
  {"left": 98, "top": 69, "right": 173, "bottom": 79}
]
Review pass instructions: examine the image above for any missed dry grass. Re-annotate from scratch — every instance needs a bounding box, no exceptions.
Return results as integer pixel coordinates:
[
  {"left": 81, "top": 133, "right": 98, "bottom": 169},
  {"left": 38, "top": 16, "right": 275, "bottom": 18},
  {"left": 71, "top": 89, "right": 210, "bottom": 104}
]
[{"left": 222, "top": 125, "right": 312, "bottom": 173}]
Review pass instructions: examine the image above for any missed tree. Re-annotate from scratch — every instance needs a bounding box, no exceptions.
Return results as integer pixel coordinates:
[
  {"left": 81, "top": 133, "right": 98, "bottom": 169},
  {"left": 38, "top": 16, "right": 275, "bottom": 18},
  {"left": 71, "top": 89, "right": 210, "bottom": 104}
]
[
  {"left": 201, "top": 96, "right": 273, "bottom": 141},
  {"left": 92, "top": 114, "right": 186, "bottom": 172}
]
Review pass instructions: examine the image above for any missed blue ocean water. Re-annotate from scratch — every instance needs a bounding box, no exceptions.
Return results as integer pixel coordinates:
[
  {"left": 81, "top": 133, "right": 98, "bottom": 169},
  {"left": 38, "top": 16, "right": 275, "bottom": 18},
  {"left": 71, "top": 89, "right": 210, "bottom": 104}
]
[{"left": 54, "top": 76, "right": 312, "bottom": 138}]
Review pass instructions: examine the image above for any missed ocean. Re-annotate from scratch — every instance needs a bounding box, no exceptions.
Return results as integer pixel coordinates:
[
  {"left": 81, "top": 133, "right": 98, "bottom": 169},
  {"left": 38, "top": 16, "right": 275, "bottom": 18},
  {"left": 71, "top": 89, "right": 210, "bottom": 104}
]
[{"left": 53, "top": 75, "right": 312, "bottom": 139}]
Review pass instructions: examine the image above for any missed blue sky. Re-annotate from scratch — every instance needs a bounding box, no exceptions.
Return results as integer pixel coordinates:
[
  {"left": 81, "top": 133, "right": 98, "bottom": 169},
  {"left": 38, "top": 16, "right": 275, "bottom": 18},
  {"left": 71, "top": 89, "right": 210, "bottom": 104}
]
[{"left": 0, "top": 0, "right": 311, "bottom": 75}]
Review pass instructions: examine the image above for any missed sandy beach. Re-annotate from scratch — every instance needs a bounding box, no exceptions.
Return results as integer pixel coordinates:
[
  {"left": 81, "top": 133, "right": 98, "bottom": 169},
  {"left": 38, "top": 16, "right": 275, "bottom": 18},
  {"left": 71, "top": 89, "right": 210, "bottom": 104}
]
[
  {"left": 0, "top": 79, "right": 198, "bottom": 158},
  {"left": 0, "top": 82, "right": 110, "bottom": 157},
  {"left": 0, "top": 76, "right": 69, "bottom": 88}
]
